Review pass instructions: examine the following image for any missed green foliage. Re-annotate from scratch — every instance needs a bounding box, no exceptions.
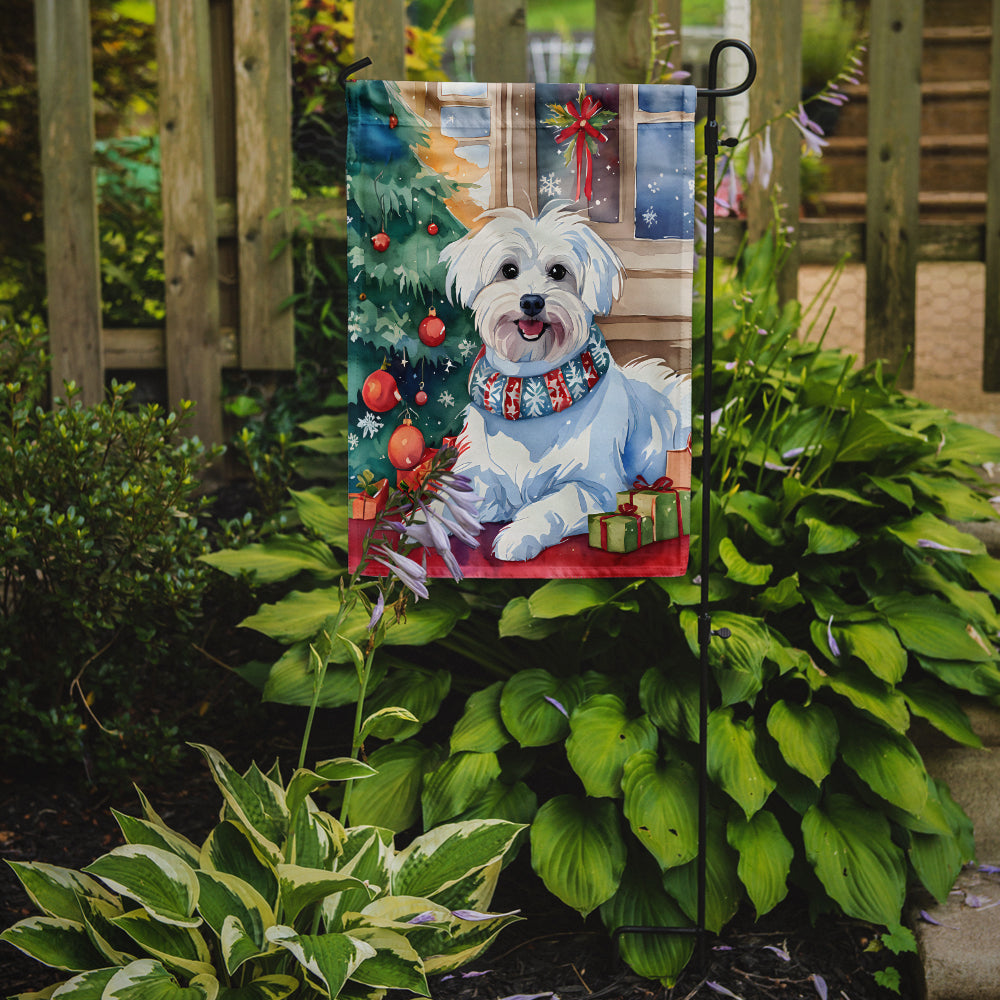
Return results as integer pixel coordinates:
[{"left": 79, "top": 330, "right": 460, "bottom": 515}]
[
  {"left": 1, "top": 744, "right": 524, "bottom": 998},
  {"left": 0, "top": 317, "right": 220, "bottom": 783}
]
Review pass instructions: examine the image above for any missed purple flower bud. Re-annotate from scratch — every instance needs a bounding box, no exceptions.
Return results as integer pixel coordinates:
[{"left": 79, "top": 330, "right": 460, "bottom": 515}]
[
  {"left": 367, "top": 590, "right": 385, "bottom": 631},
  {"left": 827, "top": 616, "right": 841, "bottom": 658},
  {"left": 407, "top": 911, "right": 438, "bottom": 925},
  {"left": 544, "top": 695, "right": 569, "bottom": 718},
  {"left": 812, "top": 974, "right": 828, "bottom": 1000}
]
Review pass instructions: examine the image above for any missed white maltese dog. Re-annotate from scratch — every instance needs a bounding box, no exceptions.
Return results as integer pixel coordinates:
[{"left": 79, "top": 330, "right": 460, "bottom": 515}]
[{"left": 440, "top": 201, "right": 690, "bottom": 562}]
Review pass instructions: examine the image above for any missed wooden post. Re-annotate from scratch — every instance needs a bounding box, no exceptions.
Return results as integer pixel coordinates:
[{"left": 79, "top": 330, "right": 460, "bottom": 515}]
[
  {"left": 474, "top": 0, "right": 526, "bottom": 82},
  {"left": 157, "top": 0, "right": 223, "bottom": 444},
  {"left": 983, "top": 0, "right": 1000, "bottom": 390},
  {"left": 233, "top": 0, "right": 294, "bottom": 369},
  {"left": 354, "top": 0, "right": 406, "bottom": 80},
  {"left": 34, "top": 0, "right": 104, "bottom": 405},
  {"left": 594, "top": 0, "right": 652, "bottom": 84},
  {"left": 747, "top": 0, "right": 801, "bottom": 305},
  {"left": 864, "top": 0, "right": 923, "bottom": 389}
]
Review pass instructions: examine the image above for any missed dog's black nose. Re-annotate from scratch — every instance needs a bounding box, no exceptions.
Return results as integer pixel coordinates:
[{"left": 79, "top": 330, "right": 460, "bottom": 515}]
[{"left": 520, "top": 294, "right": 545, "bottom": 317}]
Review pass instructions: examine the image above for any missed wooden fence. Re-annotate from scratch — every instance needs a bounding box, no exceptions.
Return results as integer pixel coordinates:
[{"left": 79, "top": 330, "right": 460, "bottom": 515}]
[{"left": 34, "top": 0, "right": 1000, "bottom": 445}]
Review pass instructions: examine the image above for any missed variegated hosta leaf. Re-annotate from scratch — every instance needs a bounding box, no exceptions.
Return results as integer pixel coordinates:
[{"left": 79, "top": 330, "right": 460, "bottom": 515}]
[
  {"left": 727, "top": 810, "right": 793, "bottom": 918},
  {"left": 362, "top": 668, "right": 452, "bottom": 741},
  {"left": 323, "top": 829, "right": 393, "bottom": 931},
  {"left": 420, "top": 751, "right": 502, "bottom": 829},
  {"left": 706, "top": 707, "right": 776, "bottom": 819},
  {"left": 265, "top": 926, "right": 376, "bottom": 998},
  {"left": 499, "top": 669, "right": 585, "bottom": 747},
  {"left": 450, "top": 681, "right": 511, "bottom": 754},
  {"left": 4, "top": 861, "right": 118, "bottom": 922},
  {"left": 190, "top": 745, "right": 287, "bottom": 863},
  {"left": 621, "top": 751, "right": 699, "bottom": 871},
  {"left": 285, "top": 760, "right": 376, "bottom": 823},
  {"left": 421, "top": 907, "right": 522, "bottom": 975},
  {"left": 77, "top": 894, "right": 136, "bottom": 966},
  {"left": 765, "top": 700, "right": 838, "bottom": 786},
  {"left": 46, "top": 966, "right": 118, "bottom": 997},
  {"left": 214, "top": 974, "right": 300, "bottom": 999},
  {"left": 565, "top": 695, "right": 658, "bottom": 799},
  {"left": 102, "top": 958, "right": 218, "bottom": 999},
  {"left": 288, "top": 802, "right": 343, "bottom": 870},
  {"left": 344, "top": 926, "right": 429, "bottom": 995},
  {"left": 0, "top": 916, "right": 107, "bottom": 972},
  {"left": 391, "top": 820, "right": 524, "bottom": 901},
  {"left": 110, "top": 908, "right": 214, "bottom": 979},
  {"left": 802, "top": 793, "right": 906, "bottom": 926},
  {"left": 276, "top": 864, "right": 376, "bottom": 925},
  {"left": 529, "top": 795, "right": 626, "bottom": 917},
  {"left": 195, "top": 871, "right": 274, "bottom": 973},
  {"left": 424, "top": 859, "right": 501, "bottom": 915},
  {"left": 112, "top": 810, "right": 201, "bottom": 868},
  {"left": 599, "top": 853, "right": 694, "bottom": 987},
  {"left": 200, "top": 822, "right": 278, "bottom": 910},
  {"left": 83, "top": 846, "right": 200, "bottom": 928}
]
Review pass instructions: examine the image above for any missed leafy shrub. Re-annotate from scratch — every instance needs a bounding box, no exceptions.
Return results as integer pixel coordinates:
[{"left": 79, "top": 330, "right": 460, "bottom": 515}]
[
  {"left": 1, "top": 743, "right": 524, "bottom": 998},
  {"left": 0, "top": 317, "right": 220, "bottom": 783}
]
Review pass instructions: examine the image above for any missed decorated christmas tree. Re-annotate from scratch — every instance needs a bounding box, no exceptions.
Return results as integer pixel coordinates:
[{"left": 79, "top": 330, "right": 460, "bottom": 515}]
[{"left": 346, "top": 80, "right": 476, "bottom": 487}]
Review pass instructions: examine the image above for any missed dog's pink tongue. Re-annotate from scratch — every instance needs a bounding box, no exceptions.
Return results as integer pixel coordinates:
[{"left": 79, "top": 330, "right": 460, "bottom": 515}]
[{"left": 518, "top": 319, "right": 545, "bottom": 339}]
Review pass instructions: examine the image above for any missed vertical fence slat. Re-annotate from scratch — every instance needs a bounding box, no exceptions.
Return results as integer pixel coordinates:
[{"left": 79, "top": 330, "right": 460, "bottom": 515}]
[
  {"left": 983, "top": 0, "right": 1000, "bottom": 390},
  {"left": 594, "top": 0, "right": 652, "bottom": 84},
  {"left": 474, "top": 0, "right": 526, "bottom": 82},
  {"left": 658, "top": 0, "right": 682, "bottom": 77},
  {"left": 864, "top": 0, "right": 923, "bottom": 389},
  {"left": 34, "top": 0, "right": 103, "bottom": 405},
  {"left": 157, "top": 0, "right": 222, "bottom": 444},
  {"left": 747, "top": 0, "right": 801, "bottom": 304},
  {"left": 354, "top": 0, "right": 406, "bottom": 79},
  {"left": 233, "top": 0, "right": 294, "bottom": 369}
]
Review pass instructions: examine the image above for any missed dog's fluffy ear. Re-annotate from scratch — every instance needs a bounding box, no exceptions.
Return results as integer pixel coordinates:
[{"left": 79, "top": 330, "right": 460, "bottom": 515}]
[{"left": 439, "top": 229, "right": 484, "bottom": 308}]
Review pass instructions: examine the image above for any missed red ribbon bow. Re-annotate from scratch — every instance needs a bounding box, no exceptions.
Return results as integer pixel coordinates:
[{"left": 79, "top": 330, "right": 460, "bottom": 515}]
[
  {"left": 554, "top": 95, "right": 608, "bottom": 202},
  {"left": 631, "top": 475, "right": 675, "bottom": 493}
]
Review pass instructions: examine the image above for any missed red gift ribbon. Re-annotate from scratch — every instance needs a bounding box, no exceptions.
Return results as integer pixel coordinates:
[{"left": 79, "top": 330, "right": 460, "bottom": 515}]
[
  {"left": 554, "top": 95, "right": 608, "bottom": 202},
  {"left": 599, "top": 502, "right": 643, "bottom": 549},
  {"left": 628, "top": 476, "right": 685, "bottom": 536}
]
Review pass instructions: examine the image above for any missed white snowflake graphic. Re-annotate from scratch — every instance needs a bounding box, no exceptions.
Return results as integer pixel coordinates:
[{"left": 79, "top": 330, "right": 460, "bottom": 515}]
[
  {"left": 564, "top": 362, "right": 587, "bottom": 391},
  {"left": 458, "top": 338, "right": 478, "bottom": 359},
  {"left": 348, "top": 433, "right": 359, "bottom": 450},
  {"left": 522, "top": 380, "right": 550, "bottom": 417},
  {"left": 647, "top": 181, "right": 661, "bottom": 194},
  {"left": 642, "top": 206, "right": 658, "bottom": 227},
  {"left": 357, "top": 412, "right": 384, "bottom": 439},
  {"left": 442, "top": 358, "right": 455, "bottom": 372},
  {"left": 438, "top": 390, "right": 456, "bottom": 407},
  {"left": 539, "top": 172, "right": 562, "bottom": 197}
]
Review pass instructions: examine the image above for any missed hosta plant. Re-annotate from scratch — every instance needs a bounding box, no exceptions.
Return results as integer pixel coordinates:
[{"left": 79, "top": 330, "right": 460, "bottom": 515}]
[{"left": 1, "top": 744, "right": 523, "bottom": 999}]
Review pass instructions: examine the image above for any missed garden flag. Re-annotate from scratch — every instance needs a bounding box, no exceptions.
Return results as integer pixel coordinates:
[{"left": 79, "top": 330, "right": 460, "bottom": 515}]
[{"left": 346, "top": 81, "right": 695, "bottom": 578}]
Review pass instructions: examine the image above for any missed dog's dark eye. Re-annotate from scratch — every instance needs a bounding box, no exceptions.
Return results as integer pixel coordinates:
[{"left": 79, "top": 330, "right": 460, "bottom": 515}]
[
  {"left": 548, "top": 264, "right": 568, "bottom": 281},
  {"left": 501, "top": 262, "right": 519, "bottom": 279}
]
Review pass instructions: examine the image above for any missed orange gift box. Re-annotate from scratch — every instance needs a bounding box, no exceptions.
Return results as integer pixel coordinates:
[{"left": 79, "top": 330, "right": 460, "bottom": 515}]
[{"left": 349, "top": 476, "right": 389, "bottom": 520}]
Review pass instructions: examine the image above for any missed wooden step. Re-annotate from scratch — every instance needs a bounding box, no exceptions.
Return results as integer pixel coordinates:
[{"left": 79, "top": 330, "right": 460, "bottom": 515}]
[
  {"left": 813, "top": 190, "right": 987, "bottom": 222},
  {"left": 922, "top": 25, "right": 993, "bottom": 83}
]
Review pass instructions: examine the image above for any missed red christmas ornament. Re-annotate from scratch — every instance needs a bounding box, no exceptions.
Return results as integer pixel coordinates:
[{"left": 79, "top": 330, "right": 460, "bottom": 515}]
[
  {"left": 415, "top": 389, "right": 428, "bottom": 406},
  {"left": 427, "top": 222, "right": 439, "bottom": 235},
  {"left": 362, "top": 369, "right": 400, "bottom": 413},
  {"left": 387, "top": 419, "right": 425, "bottom": 470},
  {"left": 418, "top": 307, "right": 446, "bottom": 347},
  {"left": 371, "top": 231, "right": 390, "bottom": 253},
  {"left": 389, "top": 113, "right": 398, "bottom": 128}
]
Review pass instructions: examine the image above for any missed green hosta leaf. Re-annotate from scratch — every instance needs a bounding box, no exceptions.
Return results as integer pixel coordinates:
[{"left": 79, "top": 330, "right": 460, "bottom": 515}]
[
  {"left": 83, "top": 846, "right": 200, "bottom": 928},
  {"left": 499, "top": 670, "right": 584, "bottom": 747},
  {"left": 530, "top": 795, "right": 626, "bottom": 917},
  {"left": 103, "top": 959, "right": 218, "bottom": 1000},
  {"left": 112, "top": 812, "right": 201, "bottom": 868},
  {"left": 200, "top": 535, "right": 340, "bottom": 584},
  {"left": 347, "top": 740, "right": 442, "bottom": 832},
  {"left": 0, "top": 916, "right": 107, "bottom": 971},
  {"left": 911, "top": 562, "right": 1000, "bottom": 633},
  {"left": 450, "top": 682, "right": 511, "bottom": 754},
  {"left": 5, "top": 862, "right": 118, "bottom": 923},
  {"left": 200, "top": 822, "right": 278, "bottom": 910},
  {"left": 111, "top": 908, "right": 214, "bottom": 978},
  {"left": 835, "top": 621, "right": 907, "bottom": 684},
  {"left": 707, "top": 708, "right": 776, "bottom": 818},
  {"left": 916, "top": 655, "right": 1000, "bottom": 697},
  {"left": 498, "top": 596, "right": 563, "bottom": 639},
  {"left": 802, "top": 793, "right": 906, "bottom": 926},
  {"left": 756, "top": 573, "right": 805, "bottom": 614},
  {"left": 621, "top": 751, "right": 698, "bottom": 871},
  {"left": 527, "top": 578, "right": 617, "bottom": 618},
  {"left": 967, "top": 553, "right": 1000, "bottom": 597},
  {"left": 285, "top": 760, "right": 376, "bottom": 822},
  {"left": 727, "top": 811, "right": 793, "bottom": 918},
  {"left": 681, "top": 610, "right": 770, "bottom": 706},
  {"left": 839, "top": 718, "right": 928, "bottom": 816},
  {"left": 661, "top": 811, "right": 741, "bottom": 933},
  {"left": 195, "top": 871, "right": 273, "bottom": 974},
  {"left": 393, "top": 820, "right": 524, "bottom": 900},
  {"left": 909, "top": 818, "right": 966, "bottom": 906},
  {"left": 935, "top": 421, "right": 1000, "bottom": 465},
  {"left": 216, "top": 975, "right": 299, "bottom": 1000},
  {"left": 886, "top": 512, "right": 985, "bottom": 557},
  {"left": 718, "top": 537, "right": 772, "bottom": 585},
  {"left": 565, "top": 695, "right": 658, "bottom": 798},
  {"left": 907, "top": 472, "right": 998, "bottom": 521},
  {"left": 277, "top": 865, "right": 374, "bottom": 925},
  {"left": 360, "top": 706, "right": 421, "bottom": 742},
  {"left": 265, "top": 926, "right": 375, "bottom": 997},
  {"left": 765, "top": 700, "right": 838, "bottom": 786},
  {"left": 811, "top": 662, "right": 910, "bottom": 732},
  {"left": 803, "top": 517, "right": 859, "bottom": 556},
  {"left": 599, "top": 853, "right": 694, "bottom": 987},
  {"left": 288, "top": 488, "right": 349, "bottom": 545},
  {"left": 834, "top": 410, "right": 927, "bottom": 463},
  {"left": 875, "top": 594, "right": 995, "bottom": 662},
  {"left": 453, "top": 779, "right": 538, "bottom": 827},
  {"left": 261, "top": 643, "right": 385, "bottom": 709},
  {"left": 724, "top": 490, "right": 784, "bottom": 545},
  {"left": 421, "top": 751, "right": 502, "bottom": 828},
  {"left": 363, "top": 667, "right": 451, "bottom": 740},
  {"left": 639, "top": 663, "right": 699, "bottom": 742},
  {"left": 345, "top": 926, "right": 428, "bottom": 994},
  {"left": 901, "top": 680, "right": 982, "bottom": 748},
  {"left": 866, "top": 474, "right": 914, "bottom": 509}
]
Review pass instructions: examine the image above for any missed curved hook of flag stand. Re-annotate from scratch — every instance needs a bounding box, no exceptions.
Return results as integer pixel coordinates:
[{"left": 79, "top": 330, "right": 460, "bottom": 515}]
[{"left": 612, "top": 38, "right": 756, "bottom": 973}]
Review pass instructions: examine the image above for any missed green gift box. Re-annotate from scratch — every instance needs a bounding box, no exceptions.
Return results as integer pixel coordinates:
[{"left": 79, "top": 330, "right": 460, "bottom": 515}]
[
  {"left": 588, "top": 505, "right": 654, "bottom": 553},
  {"left": 616, "top": 477, "right": 691, "bottom": 541}
]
